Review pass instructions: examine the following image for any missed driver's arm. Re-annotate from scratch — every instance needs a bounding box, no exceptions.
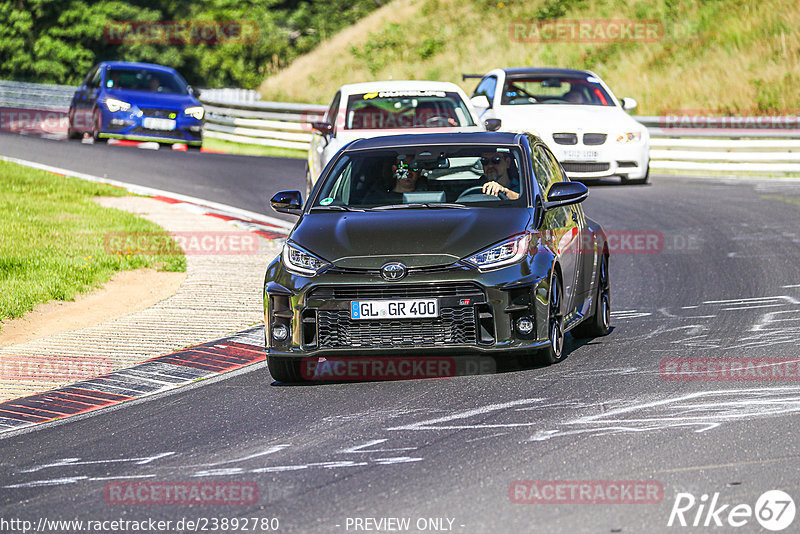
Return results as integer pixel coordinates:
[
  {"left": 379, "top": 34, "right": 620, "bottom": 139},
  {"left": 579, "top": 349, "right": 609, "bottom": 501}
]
[{"left": 481, "top": 180, "right": 520, "bottom": 200}]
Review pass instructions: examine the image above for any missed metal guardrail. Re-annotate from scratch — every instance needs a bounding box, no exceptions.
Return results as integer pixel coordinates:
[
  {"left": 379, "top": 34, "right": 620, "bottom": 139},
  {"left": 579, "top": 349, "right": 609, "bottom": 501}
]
[{"left": 1, "top": 80, "right": 798, "bottom": 174}]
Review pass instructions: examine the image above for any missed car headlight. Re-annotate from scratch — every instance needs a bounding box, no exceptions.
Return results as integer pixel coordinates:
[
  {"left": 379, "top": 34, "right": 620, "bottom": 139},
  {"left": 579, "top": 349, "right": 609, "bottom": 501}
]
[
  {"left": 463, "top": 233, "right": 531, "bottom": 271},
  {"left": 282, "top": 243, "right": 330, "bottom": 276},
  {"left": 184, "top": 106, "right": 205, "bottom": 120},
  {"left": 105, "top": 98, "right": 131, "bottom": 112},
  {"left": 616, "top": 131, "right": 642, "bottom": 143}
]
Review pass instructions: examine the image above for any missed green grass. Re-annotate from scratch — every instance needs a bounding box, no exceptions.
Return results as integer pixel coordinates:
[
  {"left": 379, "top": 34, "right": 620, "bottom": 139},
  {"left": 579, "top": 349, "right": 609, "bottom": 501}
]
[
  {"left": 259, "top": 0, "right": 800, "bottom": 115},
  {"left": 0, "top": 161, "right": 186, "bottom": 325},
  {"left": 202, "top": 137, "right": 306, "bottom": 159}
]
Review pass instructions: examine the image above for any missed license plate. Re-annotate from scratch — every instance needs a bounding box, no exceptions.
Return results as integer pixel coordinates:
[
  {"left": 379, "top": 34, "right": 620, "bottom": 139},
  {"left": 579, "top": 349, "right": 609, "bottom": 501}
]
[
  {"left": 143, "top": 117, "right": 176, "bottom": 130},
  {"left": 350, "top": 299, "right": 439, "bottom": 320},
  {"left": 561, "top": 149, "right": 598, "bottom": 161}
]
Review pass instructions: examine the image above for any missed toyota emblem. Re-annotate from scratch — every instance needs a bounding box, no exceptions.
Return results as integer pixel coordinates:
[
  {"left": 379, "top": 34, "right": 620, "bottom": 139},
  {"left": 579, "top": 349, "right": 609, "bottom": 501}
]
[{"left": 381, "top": 262, "right": 407, "bottom": 281}]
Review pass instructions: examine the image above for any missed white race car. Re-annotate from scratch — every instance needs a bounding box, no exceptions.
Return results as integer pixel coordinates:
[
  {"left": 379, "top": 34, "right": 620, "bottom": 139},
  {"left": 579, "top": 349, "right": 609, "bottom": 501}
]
[
  {"left": 307, "top": 80, "right": 490, "bottom": 194},
  {"left": 468, "top": 68, "right": 650, "bottom": 184}
]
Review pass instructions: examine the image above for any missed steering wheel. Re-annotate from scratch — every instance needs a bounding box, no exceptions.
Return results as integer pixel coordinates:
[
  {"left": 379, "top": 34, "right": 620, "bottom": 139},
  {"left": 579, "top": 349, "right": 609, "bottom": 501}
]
[
  {"left": 425, "top": 115, "right": 452, "bottom": 127},
  {"left": 508, "top": 84, "right": 538, "bottom": 102},
  {"left": 456, "top": 185, "right": 508, "bottom": 201}
]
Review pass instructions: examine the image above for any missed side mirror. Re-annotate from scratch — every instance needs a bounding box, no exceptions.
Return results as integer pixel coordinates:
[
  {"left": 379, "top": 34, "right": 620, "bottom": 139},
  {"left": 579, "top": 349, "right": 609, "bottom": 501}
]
[
  {"left": 270, "top": 190, "right": 303, "bottom": 216},
  {"left": 621, "top": 97, "right": 637, "bottom": 111},
  {"left": 470, "top": 95, "right": 491, "bottom": 109},
  {"left": 543, "top": 181, "right": 589, "bottom": 210},
  {"left": 312, "top": 121, "right": 333, "bottom": 136},
  {"left": 484, "top": 118, "right": 502, "bottom": 132}
]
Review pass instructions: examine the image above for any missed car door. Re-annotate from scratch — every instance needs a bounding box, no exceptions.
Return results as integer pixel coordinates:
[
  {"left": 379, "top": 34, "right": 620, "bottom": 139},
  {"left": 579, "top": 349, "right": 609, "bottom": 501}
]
[
  {"left": 73, "top": 65, "right": 99, "bottom": 132},
  {"left": 536, "top": 144, "right": 583, "bottom": 320}
]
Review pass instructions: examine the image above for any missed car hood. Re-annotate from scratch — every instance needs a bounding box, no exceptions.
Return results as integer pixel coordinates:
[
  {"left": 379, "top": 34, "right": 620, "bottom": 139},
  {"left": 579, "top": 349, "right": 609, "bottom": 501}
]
[
  {"left": 105, "top": 89, "right": 199, "bottom": 110},
  {"left": 290, "top": 208, "right": 532, "bottom": 269},
  {"left": 334, "top": 125, "right": 485, "bottom": 142},
  {"left": 496, "top": 105, "right": 641, "bottom": 134}
]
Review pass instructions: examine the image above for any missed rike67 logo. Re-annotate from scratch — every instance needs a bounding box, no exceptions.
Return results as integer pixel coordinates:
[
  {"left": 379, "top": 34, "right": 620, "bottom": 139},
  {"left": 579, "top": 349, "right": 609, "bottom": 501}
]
[{"left": 668, "top": 490, "right": 796, "bottom": 531}]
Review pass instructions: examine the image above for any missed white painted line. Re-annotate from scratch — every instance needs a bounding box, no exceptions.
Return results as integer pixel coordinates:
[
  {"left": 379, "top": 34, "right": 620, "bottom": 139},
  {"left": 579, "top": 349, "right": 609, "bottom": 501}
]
[
  {"left": 782, "top": 284, "right": 800, "bottom": 288},
  {"left": 704, "top": 296, "right": 789, "bottom": 305},
  {"left": 0, "top": 155, "right": 295, "bottom": 232}
]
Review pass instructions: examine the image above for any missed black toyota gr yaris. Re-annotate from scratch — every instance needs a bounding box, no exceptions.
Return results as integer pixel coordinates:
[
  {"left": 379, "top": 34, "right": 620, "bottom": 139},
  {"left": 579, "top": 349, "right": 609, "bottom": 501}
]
[{"left": 264, "top": 132, "right": 610, "bottom": 382}]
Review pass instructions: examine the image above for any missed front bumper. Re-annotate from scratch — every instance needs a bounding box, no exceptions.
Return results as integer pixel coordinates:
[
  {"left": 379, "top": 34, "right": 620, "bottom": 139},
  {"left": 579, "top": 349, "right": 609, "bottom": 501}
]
[
  {"left": 553, "top": 142, "right": 649, "bottom": 180},
  {"left": 263, "top": 258, "right": 553, "bottom": 359},
  {"left": 98, "top": 107, "right": 203, "bottom": 145}
]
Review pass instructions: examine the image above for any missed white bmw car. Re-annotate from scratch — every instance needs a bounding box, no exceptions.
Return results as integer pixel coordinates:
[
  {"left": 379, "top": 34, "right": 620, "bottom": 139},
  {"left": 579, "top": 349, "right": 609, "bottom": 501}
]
[
  {"left": 307, "top": 80, "right": 489, "bottom": 193},
  {"left": 468, "top": 68, "right": 650, "bottom": 184}
]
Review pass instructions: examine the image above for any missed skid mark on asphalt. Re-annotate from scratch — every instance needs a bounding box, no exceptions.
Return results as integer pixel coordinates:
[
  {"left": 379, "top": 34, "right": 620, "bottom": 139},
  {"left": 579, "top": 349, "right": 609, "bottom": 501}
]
[{"left": 609, "top": 293, "right": 800, "bottom": 350}]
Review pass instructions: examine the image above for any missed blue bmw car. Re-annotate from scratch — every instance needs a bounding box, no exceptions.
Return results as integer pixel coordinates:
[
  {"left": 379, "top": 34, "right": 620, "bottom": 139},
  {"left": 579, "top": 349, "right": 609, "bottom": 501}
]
[{"left": 68, "top": 61, "right": 204, "bottom": 147}]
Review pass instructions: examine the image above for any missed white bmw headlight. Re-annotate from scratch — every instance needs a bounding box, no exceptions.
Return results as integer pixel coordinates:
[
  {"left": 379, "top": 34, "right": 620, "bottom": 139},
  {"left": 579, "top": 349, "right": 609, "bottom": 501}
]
[
  {"left": 616, "top": 131, "right": 642, "bottom": 143},
  {"left": 463, "top": 233, "right": 531, "bottom": 271},
  {"left": 184, "top": 106, "right": 205, "bottom": 120},
  {"left": 105, "top": 98, "right": 131, "bottom": 112},
  {"left": 282, "top": 243, "right": 330, "bottom": 276}
]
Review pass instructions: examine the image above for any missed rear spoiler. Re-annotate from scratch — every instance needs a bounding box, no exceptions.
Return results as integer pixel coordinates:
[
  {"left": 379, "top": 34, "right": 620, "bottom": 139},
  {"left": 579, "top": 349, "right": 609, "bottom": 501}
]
[{"left": 461, "top": 74, "right": 484, "bottom": 81}]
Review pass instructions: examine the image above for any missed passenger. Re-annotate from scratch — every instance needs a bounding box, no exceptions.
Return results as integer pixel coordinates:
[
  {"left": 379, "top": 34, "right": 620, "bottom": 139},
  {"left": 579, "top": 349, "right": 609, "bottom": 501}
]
[
  {"left": 563, "top": 88, "right": 585, "bottom": 104},
  {"left": 480, "top": 152, "right": 520, "bottom": 200},
  {"left": 363, "top": 156, "right": 425, "bottom": 204}
]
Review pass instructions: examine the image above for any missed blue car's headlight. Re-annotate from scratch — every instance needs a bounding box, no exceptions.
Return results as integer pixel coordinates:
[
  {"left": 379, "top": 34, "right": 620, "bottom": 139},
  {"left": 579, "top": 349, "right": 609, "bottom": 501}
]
[
  {"left": 463, "top": 233, "right": 531, "bottom": 271},
  {"left": 282, "top": 243, "right": 330, "bottom": 276},
  {"left": 105, "top": 98, "right": 131, "bottom": 112},
  {"left": 184, "top": 106, "right": 205, "bottom": 120}
]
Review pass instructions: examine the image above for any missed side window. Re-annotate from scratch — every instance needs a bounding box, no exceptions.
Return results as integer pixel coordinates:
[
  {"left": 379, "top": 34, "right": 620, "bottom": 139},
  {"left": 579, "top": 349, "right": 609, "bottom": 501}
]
[
  {"left": 472, "top": 76, "right": 497, "bottom": 106},
  {"left": 533, "top": 145, "right": 555, "bottom": 193},
  {"left": 84, "top": 66, "right": 99, "bottom": 88},
  {"left": 326, "top": 91, "right": 340, "bottom": 134},
  {"left": 535, "top": 145, "right": 570, "bottom": 228}
]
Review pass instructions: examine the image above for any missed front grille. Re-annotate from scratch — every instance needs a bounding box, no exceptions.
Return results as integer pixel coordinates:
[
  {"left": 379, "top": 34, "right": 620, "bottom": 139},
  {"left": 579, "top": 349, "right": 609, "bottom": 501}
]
[
  {"left": 130, "top": 127, "right": 184, "bottom": 139},
  {"left": 317, "top": 307, "right": 477, "bottom": 348},
  {"left": 617, "top": 161, "right": 638, "bottom": 168},
  {"left": 309, "top": 283, "right": 484, "bottom": 300},
  {"left": 561, "top": 162, "right": 610, "bottom": 173},
  {"left": 139, "top": 108, "right": 176, "bottom": 118},
  {"left": 583, "top": 133, "right": 607, "bottom": 145},
  {"left": 553, "top": 133, "right": 577, "bottom": 145}
]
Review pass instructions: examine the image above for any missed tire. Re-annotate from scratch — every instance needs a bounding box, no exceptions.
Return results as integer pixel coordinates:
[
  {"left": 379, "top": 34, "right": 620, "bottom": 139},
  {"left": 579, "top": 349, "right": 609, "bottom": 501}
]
[
  {"left": 572, "top": 253, "right": 610, "bottom": 338},
  {"left": 67, "top": 107, "right": 81, "bottom": 140},
  {"left": 267, "top": 355, "right": 304, "bottom": 383},
  {"left": 621, "top": 164, "right": 649, "bottom": 185},
  {"left": 90, "top": 107, "right": 103, "bottom": 142},
  {"left": 537, "top": 272, "right": 566, "bottom": 365}
]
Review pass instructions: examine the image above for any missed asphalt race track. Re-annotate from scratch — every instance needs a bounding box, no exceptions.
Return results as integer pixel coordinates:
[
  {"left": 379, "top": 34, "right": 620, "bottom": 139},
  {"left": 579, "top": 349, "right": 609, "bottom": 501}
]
[{"left": 2, "top": 135, "right": 800, "bottom": 533}]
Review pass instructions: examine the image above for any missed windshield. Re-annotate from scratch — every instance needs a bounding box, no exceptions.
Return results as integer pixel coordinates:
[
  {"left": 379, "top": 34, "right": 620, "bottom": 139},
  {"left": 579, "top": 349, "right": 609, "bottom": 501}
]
[
  {"left": 501, "top": 75, "right": 614, "bottom": 106},
  {"left": 345, "top": 91, "right": 476, "bottom": 129},
  {"left": 312, "top": 146, "right": 526, "bottom": 209},
  {"left": 105, "top": 68, "right": 189, "bottom": 95}
]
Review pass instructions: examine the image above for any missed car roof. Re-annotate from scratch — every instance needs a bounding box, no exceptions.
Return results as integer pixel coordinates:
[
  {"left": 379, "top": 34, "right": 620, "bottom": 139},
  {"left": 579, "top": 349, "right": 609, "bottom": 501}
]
[
  {"left": 502, "top": 67, "right": 595, "bottom": 78},
  {"left": 100, "top": 61, "right": 179, "bottom": 74},
  {"left": 338, "top": 80, "right": 466, "bottom": 95},
  {"left": 345, "top": 132, "right": 522, "bottom": 151}
]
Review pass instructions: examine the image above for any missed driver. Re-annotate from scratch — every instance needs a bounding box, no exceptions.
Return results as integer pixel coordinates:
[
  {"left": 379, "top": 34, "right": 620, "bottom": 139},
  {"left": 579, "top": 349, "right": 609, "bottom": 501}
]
[{"left": 480, "top": 152, "right": 520, "bottom": 200}]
